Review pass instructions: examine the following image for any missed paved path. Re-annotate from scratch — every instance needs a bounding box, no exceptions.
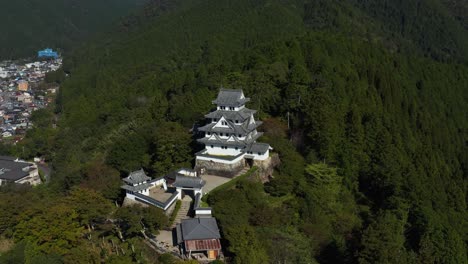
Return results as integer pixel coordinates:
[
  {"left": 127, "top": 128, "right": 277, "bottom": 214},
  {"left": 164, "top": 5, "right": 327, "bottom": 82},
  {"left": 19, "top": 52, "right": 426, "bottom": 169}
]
[
  {"left": 201, "top": 175, "right": 231, "bottom": 194},
  {"left": 171, "top": 196, "right": 191, "bottom": 228}
]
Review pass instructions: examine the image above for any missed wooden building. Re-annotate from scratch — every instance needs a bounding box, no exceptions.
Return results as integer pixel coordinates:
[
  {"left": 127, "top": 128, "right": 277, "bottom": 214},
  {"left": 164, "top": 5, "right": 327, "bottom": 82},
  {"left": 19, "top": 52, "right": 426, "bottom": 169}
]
[{"left": 176, "top": 217, "right": 222, "bottom": 260}]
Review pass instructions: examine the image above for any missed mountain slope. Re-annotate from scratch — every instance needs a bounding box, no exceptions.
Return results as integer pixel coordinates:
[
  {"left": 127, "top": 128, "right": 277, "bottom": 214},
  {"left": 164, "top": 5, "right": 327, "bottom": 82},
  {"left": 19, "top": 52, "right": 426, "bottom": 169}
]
[
  {"left": 7, "top": 0, "right": 468, "bottom": 263},
  {"left": 0, "top": 0, "right": 147, "bottom": 59}
]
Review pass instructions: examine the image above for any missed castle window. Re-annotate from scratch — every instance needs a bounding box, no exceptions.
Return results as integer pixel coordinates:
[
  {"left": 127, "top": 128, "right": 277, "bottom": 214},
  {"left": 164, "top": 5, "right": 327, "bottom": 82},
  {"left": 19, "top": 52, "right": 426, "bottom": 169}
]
[
  {"left": 211, "top": 145, "right": 214, "bottom": 148},
  {"left": 220, "top": 133, "right": 223, "bottom": 136},
  {"left": 222, "top": 121, "right": 227, "bottom": 125},
  {"left": 258, "top": 152, "right": 262, "bottom": 155},
  {"left": 235, "top": 120, "right": 239, "bottom": 123},
  {"left": 230, "top": 107, "right": 235, "bottom": 110},
  {"left": 207, "top": 132, "right": 211, "bottom": 135},
  {"left": 238, "top": 134, "right": 242, "bottom": 137},
  {"left": 235, "top": 147, "right": 238, "bottom": 150}
]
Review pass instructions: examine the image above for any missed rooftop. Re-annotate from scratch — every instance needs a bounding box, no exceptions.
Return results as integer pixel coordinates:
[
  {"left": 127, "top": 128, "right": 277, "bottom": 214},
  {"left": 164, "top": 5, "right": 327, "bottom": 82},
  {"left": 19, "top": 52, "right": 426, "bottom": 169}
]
[
  {"left": 212, "top": 89, "right": 250, "bottom": 107},
  {"left": 205, "top": 107, "right": 256, "bottom": 121},
  {"left": 243, "top": 142, "right": 271, "bottom": 154},
  {"left": 122, "top": 169, "right": 151, "bottom": 185},
  {"left": 179, "top": 217, "right": 221, "bottom": 241},
  {"left": 172, "top": 175, "right": 206, "bottom": 189},
  {"left": 0, "top": 158, "right": 34, "bottom": 181}
]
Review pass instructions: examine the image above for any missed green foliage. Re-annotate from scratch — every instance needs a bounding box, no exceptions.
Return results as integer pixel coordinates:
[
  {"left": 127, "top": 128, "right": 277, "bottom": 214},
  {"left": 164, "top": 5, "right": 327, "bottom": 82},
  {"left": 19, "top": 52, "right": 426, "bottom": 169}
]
[
  {"left": 3, "top": 0, "right": 467, "bottom": 262},
  {"left": 152, "top": 122, "right": 192, "bottom": 174},
  {"left": 223, "top": 224, "right": 269, "bottom": 264},
  {"left": 14, "top": 203, "right": 84, "bottom": 255},
  {"left": 63, "top": 187, "right": 113, "bottom": 227},
  {"left": 358, "top": 210, "right": 409, "bottom": 264},
  {"left": 116, "top": 205, "right": 168, "bottom": 238},
  {"left": 80, "top": 159, "right": 122, "bottom": 200},
  {"left": 169, "top": 200, "right": 182, "bottom": 225},
  {"left": 0, "top": 0, "right": 148, "bottom": 60}
]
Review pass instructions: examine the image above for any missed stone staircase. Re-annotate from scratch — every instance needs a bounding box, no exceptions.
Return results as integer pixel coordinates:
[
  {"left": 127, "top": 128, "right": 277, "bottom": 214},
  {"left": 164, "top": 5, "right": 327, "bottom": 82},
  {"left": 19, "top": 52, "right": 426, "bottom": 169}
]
[{"left": 171, "top": 197, "right": 192, "bottom": 228}]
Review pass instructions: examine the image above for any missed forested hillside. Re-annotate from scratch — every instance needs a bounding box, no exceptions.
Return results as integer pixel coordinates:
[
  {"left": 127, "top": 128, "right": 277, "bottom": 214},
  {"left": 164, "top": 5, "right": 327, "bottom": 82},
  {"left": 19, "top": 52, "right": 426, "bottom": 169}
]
[
  {"left": 1, "top": 0, "right": 467, "bottom": 263},
  {"left": 0, "top": 0, "right": 147, "bottom": 60}
]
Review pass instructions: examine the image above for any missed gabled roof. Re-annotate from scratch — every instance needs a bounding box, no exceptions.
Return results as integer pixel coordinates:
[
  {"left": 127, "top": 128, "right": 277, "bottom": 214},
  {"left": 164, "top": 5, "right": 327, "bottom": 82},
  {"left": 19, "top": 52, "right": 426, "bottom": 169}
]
[
  {"left": 197, "top": 131, "right": 263, "bottom": 146},
  {"left": 172, "top": 175, "right": 206, "bottom": 189},
  {"left": 180, "top": 217, "right": 221, "bottom": 240},
  {"left": 122, "top": 169, "right": 151, "bottom": 184},
  {"left": 212, "top": 89, "right": 250, "bottom": 107},
  {"left": 205, "top": 107, "right": 256, "bottom": 121}
]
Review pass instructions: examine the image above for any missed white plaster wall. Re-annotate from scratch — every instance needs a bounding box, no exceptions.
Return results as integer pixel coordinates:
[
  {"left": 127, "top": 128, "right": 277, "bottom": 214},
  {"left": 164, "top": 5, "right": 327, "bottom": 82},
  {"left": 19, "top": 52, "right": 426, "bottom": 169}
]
[
  {"left": 206, "top": 145, "right": 242, "bottom": 156},
  {"left": 195, "top": 209, "right": 212, "bottom": 216},
  {"left": 127, "top": 193, "right": 136, "bottom": 200},
  {"left": 253, "top": 149, "right": 269, "bottom": 160}
]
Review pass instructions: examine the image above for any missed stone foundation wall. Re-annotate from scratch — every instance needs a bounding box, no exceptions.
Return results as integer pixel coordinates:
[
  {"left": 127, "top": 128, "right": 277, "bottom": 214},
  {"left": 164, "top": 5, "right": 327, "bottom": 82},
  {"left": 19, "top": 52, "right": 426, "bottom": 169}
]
[
  {"left": 252, "top": 153, "right": 281, "bottom": 183},
  {"left": 195, "top": 159, "right": 245, "bottom": 178}
]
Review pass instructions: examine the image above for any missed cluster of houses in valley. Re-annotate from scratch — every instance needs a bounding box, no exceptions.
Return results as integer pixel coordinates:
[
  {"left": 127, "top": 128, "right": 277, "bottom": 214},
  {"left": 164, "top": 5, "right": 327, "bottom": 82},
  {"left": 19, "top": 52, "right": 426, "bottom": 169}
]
[
  {"left": 0, "top": 49, "right": 61, "bottom": 141},
  {"left": 121, "top": 89, "right": 274, "bottom": 262}
]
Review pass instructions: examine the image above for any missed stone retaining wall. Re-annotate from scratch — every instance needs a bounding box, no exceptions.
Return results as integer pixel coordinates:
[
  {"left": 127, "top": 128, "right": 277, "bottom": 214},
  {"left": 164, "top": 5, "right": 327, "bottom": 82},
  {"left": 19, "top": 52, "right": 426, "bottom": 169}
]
[{"left": 195, "top": 158, "right": 245, "bottom": 178}]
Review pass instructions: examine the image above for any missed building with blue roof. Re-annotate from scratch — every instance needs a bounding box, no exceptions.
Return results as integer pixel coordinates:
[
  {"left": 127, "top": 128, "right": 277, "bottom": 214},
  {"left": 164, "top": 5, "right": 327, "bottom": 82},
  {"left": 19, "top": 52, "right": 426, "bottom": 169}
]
[{"left": 37, "top": 48, "right": 58, "bottom": 59}]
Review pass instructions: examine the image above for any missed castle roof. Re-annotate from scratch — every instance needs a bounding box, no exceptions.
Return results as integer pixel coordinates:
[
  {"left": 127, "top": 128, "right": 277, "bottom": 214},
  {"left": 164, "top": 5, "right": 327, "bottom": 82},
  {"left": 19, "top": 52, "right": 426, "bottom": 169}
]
[
  {"left": 198, "top": 118, "right": 262, "bottom": 135},
  {"left": 243, "top": 142, "right": 271, "bottom": 154},
  {"left": 205, "top": 107, "right": 256, "bottom": 121},
  {"left": 121, "top": 182, "right": 153, "bottom": 192},
  {"left": 122, "top": 169, "right": 151, "bottom": 185},
  {"left": 212, "top": 89, "right": 250, "bottom": 107},
  {"left": 197, "top": 132, "right": 263, "bottom": 146}
]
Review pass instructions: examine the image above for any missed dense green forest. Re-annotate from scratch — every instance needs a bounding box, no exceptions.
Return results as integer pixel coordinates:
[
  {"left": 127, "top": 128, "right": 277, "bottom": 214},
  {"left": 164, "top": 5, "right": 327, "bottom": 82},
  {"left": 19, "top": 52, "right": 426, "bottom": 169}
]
[
  {"left": 0, "top": 0, "right": 148, "bottom": 60},
  {"left": 1, "top": 0, "right": 467, "bottom": 263}
]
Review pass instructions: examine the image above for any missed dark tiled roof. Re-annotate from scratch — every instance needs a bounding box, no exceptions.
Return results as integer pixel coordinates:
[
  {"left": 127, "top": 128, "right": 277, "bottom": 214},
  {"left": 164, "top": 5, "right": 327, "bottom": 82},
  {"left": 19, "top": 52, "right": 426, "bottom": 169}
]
[
  {"left": 0, "top": 156, "right": 17, "bottom": 161},
  {"left": 212, "top": 89, "right": 250, "bottom": 107},
  {"left": 121, "top": 182, "right": 153, "bottom": 192},
  {"left": 0, "top": 159, "right": 34, "bottom": 181},
  {"left": 122, "top": 169, "right": 151, "bottom": 184},
  {"left": 205, "top": 108, "right": 256, "bottom": 121},
  {"left": 197, "top": 132, "right": 263, "bottom": 146},
  {"left": 172, "top": 175, "right": 205, "bottom": 189},
  {"left": 180, "top": 217, "right": 221, "bottom": 240},
  {"left": 243, "top": 142, "right": 271, "bottom": 153}
]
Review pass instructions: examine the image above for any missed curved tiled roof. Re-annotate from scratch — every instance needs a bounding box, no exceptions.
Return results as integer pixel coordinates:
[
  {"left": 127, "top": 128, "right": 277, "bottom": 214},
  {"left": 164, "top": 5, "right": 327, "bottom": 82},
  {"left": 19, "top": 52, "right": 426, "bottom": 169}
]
[{"left": 212, "top": 89, "right": 250, "bottom": 107}]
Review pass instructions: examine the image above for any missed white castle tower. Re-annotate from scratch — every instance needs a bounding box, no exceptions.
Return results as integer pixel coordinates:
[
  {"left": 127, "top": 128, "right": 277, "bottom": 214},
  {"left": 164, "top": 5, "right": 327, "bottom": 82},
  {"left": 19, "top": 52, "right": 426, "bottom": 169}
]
[{"left": 195, "top": 89, "right": 271, "bottom": 176}]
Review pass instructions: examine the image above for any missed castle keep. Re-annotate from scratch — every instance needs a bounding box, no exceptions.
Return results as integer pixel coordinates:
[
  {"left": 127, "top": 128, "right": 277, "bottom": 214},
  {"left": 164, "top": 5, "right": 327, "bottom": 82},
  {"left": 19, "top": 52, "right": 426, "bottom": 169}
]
[{"left": 195, "top": 89, "right": 271, "bottom": 176}]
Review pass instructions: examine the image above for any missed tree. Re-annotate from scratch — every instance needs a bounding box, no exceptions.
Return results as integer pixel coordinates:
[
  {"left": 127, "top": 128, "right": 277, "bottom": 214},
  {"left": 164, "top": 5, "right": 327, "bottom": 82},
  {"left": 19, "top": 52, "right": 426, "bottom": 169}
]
[
  {"left": 115, "top": 205, "right": 168, "bottom": 239},
  {"left": 106, "top": 131, "right": 150, "bottom": 173},
  {"left": 64, "top": 187, "right": 113, "bottom": 230},
  {"left": 152, "top": 122, "right": 192, "bottom": 175},
  {"left": 224, "top": 224, "right": 269, "bottom": 264},
  {"left": 81, "top": 159, "right": 122, "bottom": 200},
  {"left": 358, "top": 210, "right": 409, "bottom": 264},
  {"left": 14, "top": 204, "right": 85, "bottom": 255},
  {"left": 305, "top": 162, "right": 342, "bottom": 213}
]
